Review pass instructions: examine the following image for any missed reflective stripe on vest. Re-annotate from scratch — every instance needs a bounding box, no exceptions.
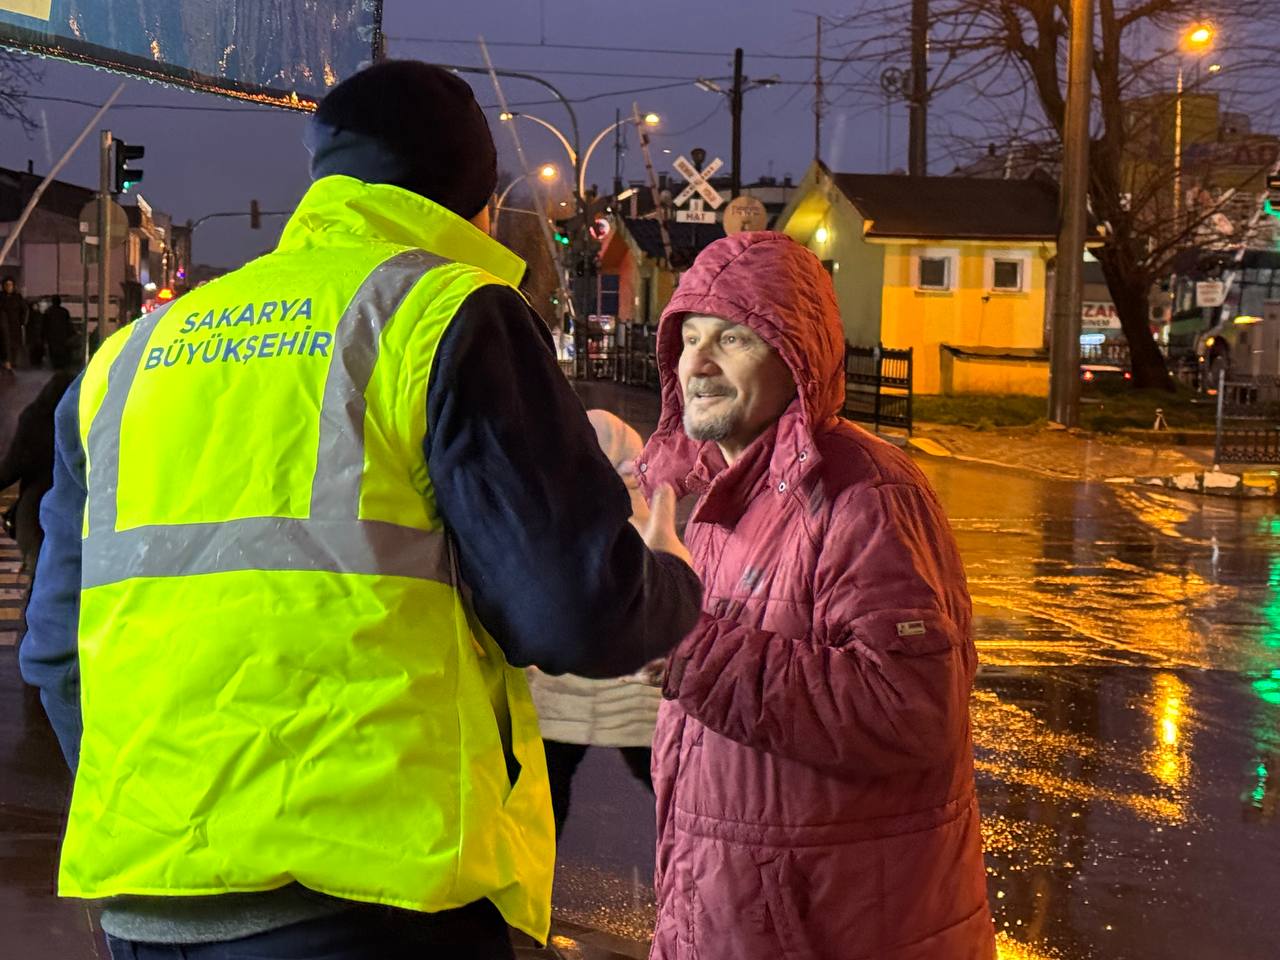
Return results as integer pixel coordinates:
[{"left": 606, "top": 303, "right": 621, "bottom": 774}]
[{"left": 81, "top": 250, "right": 449, "bottom": 588}]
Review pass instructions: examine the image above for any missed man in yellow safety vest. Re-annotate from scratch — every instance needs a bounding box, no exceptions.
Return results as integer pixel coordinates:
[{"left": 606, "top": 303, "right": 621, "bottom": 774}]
[{"left": 20, "top": 60, "right": 700, "bottom": 960}]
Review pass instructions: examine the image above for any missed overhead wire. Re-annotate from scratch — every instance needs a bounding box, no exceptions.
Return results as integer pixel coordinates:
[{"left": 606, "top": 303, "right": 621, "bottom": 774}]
[
  {"left": 389, "top": 34, "right": 847, "bottom": 62},
  {"left": 26, "top": 94, "right": 279, "bottom": 112},
  {"left": 650, "top": 100, "right": 728, "bottom": 138}
]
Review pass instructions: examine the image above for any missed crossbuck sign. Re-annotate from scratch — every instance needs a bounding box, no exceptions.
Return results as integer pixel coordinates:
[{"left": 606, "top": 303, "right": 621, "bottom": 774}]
[{"left": 672, "top": 154, "right": 725, "bottom": 224}]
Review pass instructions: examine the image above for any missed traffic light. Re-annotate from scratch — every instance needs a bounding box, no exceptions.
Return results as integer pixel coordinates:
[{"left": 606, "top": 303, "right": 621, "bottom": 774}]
[
  {"left": 1266, "top": 175, "right": 1280, "bottom": 220},
  {"left": 554, "top": 227, "right": 571, "bottom": 246},
  {"left": 113, "top": 139, "right": 145, "bottom": 194},
  {"left": 250, "top": 199, "right": 261, "bottom": 230}
]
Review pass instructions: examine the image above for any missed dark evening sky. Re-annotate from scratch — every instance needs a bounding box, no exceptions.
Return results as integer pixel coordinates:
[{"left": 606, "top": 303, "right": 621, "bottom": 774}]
[{"left": 0, "top": 2, "right": 921, "bottom": 267}]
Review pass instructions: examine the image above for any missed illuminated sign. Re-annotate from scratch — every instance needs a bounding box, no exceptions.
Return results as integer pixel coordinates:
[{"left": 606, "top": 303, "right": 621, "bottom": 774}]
[
  {"left": 1082, "top": 301, "right": 1121, "bottom": 330},
  {"left": 0, "top": 1, "right": 380, "bottom": 108}
]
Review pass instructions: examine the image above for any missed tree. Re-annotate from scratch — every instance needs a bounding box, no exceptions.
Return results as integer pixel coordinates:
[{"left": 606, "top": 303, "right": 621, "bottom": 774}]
[
  {"left": 0, "top": 51, "right": 39, "bottom": 134},
  {"left": 832, "top": 0, "right": 1280, "bottom": 389}
]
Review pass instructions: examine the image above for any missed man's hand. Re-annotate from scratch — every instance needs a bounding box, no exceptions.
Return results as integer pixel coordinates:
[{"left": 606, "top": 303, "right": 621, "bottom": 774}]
[
  {"left": 619, "top": 460, "right": 649, "bottom": 519},
  {"left": 633, "top": 483, "right": 692, "bottom": 567}
]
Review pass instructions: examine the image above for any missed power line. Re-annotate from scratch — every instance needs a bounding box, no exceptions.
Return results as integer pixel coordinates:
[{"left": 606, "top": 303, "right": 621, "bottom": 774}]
[
  {"left": 479, "top": 79, "right": 702, "bottom": 110},
  {"left": 471, "top": 66, "right": 710, "bottom": 81},
  {"left": 389, "top": 34, "right": 846, "bottom": 62},
  {"left": 28, "top": 94, "right": 279, "bottom": 113},
  {"left": 651, "top": 100, "right": 727, "bottom": 138}
]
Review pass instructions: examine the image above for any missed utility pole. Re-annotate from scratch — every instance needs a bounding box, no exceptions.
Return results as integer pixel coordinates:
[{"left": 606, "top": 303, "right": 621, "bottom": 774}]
[
  {"left": 97, "top": 130, "right": 112, "bottom": 343},
  {"left": 814, "top": 16, "right": 824, "bottom": 164},
  {"left": 613, "top": 107, "right": 623, "bottom": 197},
  {"left": 908, "top": 0, "right": 929, "bottom": 176},
  {"left": 1048, "top": 0, "right": 1095, "bottom": 428},
  {"left": 731, "top": 47, "right": 744, "bottom": 198}
]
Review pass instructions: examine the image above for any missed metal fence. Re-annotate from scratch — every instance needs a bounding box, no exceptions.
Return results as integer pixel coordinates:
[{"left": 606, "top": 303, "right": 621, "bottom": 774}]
[
  {"left": 616, "top": 321, "right": 660, "bottom": 389},
  {"left": 1215, "top": 372, "right": 1280, "bottom": 464},
  {"left": 843, "top": 344, "right": 913, "bottom": 435}
]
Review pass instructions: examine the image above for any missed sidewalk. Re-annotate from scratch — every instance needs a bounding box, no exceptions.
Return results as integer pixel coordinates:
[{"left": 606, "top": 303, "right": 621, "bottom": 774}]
[{"left": 909, "top": 421, "right": 1217, "bottom": 483}]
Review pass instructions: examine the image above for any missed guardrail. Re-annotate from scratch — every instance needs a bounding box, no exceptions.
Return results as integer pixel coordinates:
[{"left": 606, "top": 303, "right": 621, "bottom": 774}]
[{"left": 1215, "top": 371, "right": 1280, "bottom": 463}]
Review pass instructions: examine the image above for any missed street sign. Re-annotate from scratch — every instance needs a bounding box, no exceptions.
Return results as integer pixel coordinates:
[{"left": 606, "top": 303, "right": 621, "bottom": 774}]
[
  {"left": 672, "top": 154, "right": 725, "bottom": 210},
  {"left": 1196, "top": 280, "right": 1226, "bottom": 308},
  {"left": 79, "top": 199, "right": 128, "bottom": 248},
  {"left": 676, "top": 197, "right": 717, "bottom": 224},
  {"left": 723, "top": 195, "right": 768, "bottom": 234}
]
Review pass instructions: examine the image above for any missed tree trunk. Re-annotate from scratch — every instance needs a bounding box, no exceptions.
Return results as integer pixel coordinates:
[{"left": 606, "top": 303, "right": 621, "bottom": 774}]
[{"left": 1095, "top": 247, "right": 1172, "bottom": 391}]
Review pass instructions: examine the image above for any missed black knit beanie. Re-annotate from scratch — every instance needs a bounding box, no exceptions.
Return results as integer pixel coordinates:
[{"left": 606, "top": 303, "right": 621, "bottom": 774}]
[{"left": 305, "top": 60, "right": 498, "bottom": 221}]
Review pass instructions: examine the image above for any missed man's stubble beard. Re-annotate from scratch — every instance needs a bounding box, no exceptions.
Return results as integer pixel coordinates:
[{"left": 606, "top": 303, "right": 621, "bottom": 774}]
[
  {"left": 683, "top": 404, "right": 739, "bottom": 443},
  {"left": 682, "top": 377, "right": 740, "bottom": 442}
]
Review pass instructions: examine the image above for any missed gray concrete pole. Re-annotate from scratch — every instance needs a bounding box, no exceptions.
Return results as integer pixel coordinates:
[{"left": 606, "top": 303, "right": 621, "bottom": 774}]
[
  {"left": 97, "top": 130, "right": 112, "bottom": 345},
  {"left": 1048, "top": 0, "right": 1094, "bottom": 427}
]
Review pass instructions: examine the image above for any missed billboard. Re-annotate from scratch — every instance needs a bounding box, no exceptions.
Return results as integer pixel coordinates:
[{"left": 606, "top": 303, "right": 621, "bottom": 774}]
[{"left": 0, "top": 0, "right": 382, "bottom": 109}]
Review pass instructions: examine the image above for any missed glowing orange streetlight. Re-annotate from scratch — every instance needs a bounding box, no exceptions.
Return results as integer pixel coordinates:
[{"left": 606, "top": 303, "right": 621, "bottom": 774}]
[
  {"left": 1183, "top": 25, "right": 1213, "bottom": 49},
  {"left": 1173, "top": 25, "right": 1216, "bottom": 224}
]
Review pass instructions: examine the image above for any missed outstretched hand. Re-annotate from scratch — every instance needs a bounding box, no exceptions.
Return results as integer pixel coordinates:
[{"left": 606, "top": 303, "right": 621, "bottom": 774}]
[{"left": 631, "top": 483, "right": 691, "bottom": 567}]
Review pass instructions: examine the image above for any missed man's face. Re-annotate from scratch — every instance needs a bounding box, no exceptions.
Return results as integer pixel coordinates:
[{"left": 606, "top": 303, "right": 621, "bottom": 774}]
[
  {"left": 678, "top": 314, "right": 795, "bottom": 460},
  {"left": 2, "top": 281, "right": 13, "bottom": 294}
]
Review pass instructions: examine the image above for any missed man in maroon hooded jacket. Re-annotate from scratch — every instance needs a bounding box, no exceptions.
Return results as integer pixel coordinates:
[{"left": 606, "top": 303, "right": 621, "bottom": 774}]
[{"left": 636, "top": 232, "right": 995, "bottom": 959}]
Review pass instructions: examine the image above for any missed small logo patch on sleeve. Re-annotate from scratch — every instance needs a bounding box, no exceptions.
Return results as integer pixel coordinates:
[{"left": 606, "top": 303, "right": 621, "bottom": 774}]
[{"left": 896, "top": 620, "right": 927, "bottom": 637}]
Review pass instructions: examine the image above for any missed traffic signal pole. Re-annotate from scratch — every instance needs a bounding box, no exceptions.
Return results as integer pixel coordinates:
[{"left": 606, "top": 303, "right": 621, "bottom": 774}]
[{"left": 98, "top": 130, "right": 113, "bottom": 343}]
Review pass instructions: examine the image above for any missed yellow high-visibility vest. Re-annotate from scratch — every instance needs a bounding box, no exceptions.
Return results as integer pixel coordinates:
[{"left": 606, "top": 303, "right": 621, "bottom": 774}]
[{"left": 60, "top": 176, "right": 555, "bottom": 942}]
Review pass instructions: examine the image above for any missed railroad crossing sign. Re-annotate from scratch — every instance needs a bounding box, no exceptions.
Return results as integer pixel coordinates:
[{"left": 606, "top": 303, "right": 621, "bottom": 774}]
[
  {"left": 676, "top": 198, "right": 717, "bottom": 225},
  {"left": 672, "top": 154, "right": 725, "bottom": 210}
]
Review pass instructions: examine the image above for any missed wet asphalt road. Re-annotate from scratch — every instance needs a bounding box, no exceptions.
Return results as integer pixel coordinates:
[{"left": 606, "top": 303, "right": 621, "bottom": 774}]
[
  {"left": 3, "top": 377, "right": 1278, "bottom": 959},
  {"left": 555, "top": 386, "right": 1280, "bottom": 959}
]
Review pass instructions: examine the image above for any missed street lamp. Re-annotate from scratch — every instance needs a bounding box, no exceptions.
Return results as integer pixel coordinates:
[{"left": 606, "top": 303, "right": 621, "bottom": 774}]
[
  {"left": 1174, "top": 23, "right": 1215, "bottom": 225},
  {"left": 493, "top": 162, "right": 559, "bottom": 232},
  {"left": 694, "top": 64, "right": 780, "bottom": 197},
  {"left": 578, "top": 112, "right": 659, "bottom": 200},
  {"left": 501, "top": 110, "right": 661, "bottom": 201},
  {"left": 500, "top": 111, "right": 578, "bottom": 166}
]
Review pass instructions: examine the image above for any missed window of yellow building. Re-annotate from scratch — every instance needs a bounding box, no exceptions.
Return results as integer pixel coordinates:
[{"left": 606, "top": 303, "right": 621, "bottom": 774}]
[
  {"left": 915, "top": 250, "right": 958, "bottom": 291},
  {"left": 985, "top": 250, "right": 1032, "bottom": 293}
]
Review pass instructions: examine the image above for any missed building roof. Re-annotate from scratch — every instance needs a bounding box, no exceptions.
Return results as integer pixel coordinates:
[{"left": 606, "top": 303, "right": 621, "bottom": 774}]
[
  {"left": 623, "top": 217, "right": 726, "bottom": 266},
  {"left": 0, "top": 166, "right": 95, "bottom": 222},
  {"left": 831, "top": 172, "right": 1061, "bottom": 241}
]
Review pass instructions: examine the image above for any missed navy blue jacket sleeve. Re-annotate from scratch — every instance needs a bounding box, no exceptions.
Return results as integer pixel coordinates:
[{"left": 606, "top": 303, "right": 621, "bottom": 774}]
[
  {"left": 426, "top": 284, "right": 701, "bottom": 678},
  {"left": 18, "top": 376, "right": 85, "bottom": 771}
]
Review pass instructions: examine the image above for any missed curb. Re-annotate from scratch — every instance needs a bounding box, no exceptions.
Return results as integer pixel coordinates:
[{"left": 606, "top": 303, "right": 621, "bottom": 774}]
[
  {"left": 1105, "top": 469, "right": 1279, "bottom": 499},
  {"left": 907, "top": 436, "right": 1081, "bottom": 483}
]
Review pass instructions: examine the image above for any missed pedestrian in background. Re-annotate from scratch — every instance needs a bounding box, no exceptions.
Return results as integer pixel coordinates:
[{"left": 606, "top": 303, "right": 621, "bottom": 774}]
[
  {"left": 528, "top": 408, "right": 662, "bottom": 836},
  {"left": 43, "top": 296, "right": 75, "bottom": 370},
  {"left": 25, "top": 298, "right": 46, "bottom": 368},
  {"left": 637, "top": 232, "right": 995, "bottom": 960},
  {"left": 0, "top": 370, "right": 75, "bottom": 577},
  {"left": 0, "top": 276, "right": 27, "bottom": 370},
  {"left": 21, "top": 60, "right": 701, "bottom": 960}
]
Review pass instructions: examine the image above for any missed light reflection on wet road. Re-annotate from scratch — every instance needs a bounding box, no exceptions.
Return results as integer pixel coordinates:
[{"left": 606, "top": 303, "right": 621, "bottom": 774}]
[{"left": 553, "top": 456, "right": 1280, "bottom": 959}]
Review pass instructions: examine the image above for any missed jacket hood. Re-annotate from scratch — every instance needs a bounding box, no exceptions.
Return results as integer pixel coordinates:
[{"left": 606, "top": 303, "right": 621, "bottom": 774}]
[{"left": 638, "top": 231, "right": 845, "bottom": 497}]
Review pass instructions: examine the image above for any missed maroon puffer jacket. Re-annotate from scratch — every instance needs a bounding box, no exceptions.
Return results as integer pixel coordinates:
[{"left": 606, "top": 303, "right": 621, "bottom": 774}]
[{"left": 637, "top": 233, "right": 995, "bottom": 960}]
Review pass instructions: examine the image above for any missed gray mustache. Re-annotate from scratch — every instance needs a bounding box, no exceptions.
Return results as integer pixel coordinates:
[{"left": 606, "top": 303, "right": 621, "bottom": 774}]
[{"left": 686, "top": 377, "right": 736, "bottom": 399}]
